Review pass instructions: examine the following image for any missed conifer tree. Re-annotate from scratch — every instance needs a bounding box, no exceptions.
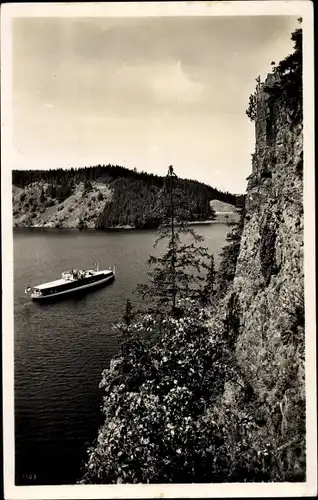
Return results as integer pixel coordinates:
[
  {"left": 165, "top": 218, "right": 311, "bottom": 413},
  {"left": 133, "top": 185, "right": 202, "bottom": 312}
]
[
  {"left": 137, "top": 166, "right": 211, "bottom": 317},
  {"left": 201, "top": 253, "right": 216, "bottom": 304},
  {"left": 123, "top": 298, "right": 134, "bottom": 326},
  {"left": 39, "top": 187, "right": 45, "bottom": 204}
]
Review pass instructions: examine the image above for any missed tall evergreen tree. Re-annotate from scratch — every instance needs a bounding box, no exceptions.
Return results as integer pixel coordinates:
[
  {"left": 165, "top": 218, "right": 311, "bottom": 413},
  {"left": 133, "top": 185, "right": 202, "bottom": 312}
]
[
  {"left": 123, "top": 298, "right": 134, "bottom": 327},
  {"left": 201, "top": 253, "right": 216, "bottom": 305},
  {"left": 39, "top": 188, "right": 45, "bottom": 204},
  {"left": 137, "top": 166, "right": 211, "bottom": 317}
]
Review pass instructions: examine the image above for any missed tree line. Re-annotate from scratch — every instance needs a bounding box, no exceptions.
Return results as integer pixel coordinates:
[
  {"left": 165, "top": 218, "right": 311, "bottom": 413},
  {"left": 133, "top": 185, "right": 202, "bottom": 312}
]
[
  {"left": 96, "top": 176, "right": 216, "bottom": 228},
  {"left": 12, "top": 164, "right": 236, "bottom": 206}
]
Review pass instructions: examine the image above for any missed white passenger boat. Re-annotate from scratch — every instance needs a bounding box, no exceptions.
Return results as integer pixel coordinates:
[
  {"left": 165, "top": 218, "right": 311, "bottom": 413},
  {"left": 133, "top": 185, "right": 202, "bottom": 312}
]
[{"left": 25, "top": 262, "right": 115, "bottom": 301}]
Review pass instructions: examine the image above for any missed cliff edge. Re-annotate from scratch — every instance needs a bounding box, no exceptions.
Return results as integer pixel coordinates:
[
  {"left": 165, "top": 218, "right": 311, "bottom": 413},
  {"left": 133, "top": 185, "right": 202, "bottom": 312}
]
[{"left": 217, "top": 29, "right": 304, "bottom": 479}]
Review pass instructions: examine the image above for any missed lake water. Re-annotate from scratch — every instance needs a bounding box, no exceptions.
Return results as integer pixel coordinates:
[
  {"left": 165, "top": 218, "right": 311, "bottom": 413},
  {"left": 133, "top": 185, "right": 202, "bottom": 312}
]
[{"left": 14, "top": 225, "right": 230, "bottom": 485}]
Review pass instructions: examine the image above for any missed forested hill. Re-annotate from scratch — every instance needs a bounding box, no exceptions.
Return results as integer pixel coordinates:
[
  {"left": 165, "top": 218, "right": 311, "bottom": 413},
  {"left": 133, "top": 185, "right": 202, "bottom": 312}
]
[{"left": 12, "top": 165, "right": 238, "bottom": 229}]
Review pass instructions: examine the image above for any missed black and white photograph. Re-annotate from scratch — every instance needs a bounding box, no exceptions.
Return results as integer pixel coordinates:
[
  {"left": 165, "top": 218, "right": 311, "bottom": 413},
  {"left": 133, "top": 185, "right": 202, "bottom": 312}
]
[{"left": 1, "top": 1, "right": 316, "bottom": 498}]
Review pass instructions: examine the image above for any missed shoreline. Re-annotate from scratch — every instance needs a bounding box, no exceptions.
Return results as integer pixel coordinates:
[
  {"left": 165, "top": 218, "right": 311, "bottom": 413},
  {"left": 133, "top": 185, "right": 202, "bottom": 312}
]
[{"left": 13, "top": 218, "right": 237, "bottom": 232}]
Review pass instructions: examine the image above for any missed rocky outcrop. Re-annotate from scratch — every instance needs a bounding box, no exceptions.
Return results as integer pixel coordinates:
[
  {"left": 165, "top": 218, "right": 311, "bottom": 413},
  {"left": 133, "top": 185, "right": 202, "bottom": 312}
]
[{"left": 12, "top": 181, "right": 112, "bottom": 229}]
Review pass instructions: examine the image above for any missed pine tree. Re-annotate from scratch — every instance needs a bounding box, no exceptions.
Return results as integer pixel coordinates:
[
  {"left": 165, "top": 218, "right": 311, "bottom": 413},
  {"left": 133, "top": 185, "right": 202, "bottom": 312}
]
[
  {"left": 137, "top": 166, "right": 211, "bottom": 317},
  {"left": 201, "top": 253, "right": 215, "bottom": 304},
  {"left": 216, "top": 202, "right": 245, "bottom": 296},
  {"left": 39, "top": 187, "right": 45, "bottom": 204},
  {"left": 123, "top": 298, "right": 134, "bottom": 326}
]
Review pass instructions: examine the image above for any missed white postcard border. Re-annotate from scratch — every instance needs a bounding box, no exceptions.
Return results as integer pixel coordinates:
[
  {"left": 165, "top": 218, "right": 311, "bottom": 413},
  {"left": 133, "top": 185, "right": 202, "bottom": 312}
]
[{"left": 1, "top": 2, "right": 316, "bottom": 498}]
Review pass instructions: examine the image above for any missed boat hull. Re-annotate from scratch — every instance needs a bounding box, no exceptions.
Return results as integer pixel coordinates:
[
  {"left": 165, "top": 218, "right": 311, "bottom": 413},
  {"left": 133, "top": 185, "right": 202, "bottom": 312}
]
[{"left": 31, "top": 274, "right": 115, "bottom": 301}]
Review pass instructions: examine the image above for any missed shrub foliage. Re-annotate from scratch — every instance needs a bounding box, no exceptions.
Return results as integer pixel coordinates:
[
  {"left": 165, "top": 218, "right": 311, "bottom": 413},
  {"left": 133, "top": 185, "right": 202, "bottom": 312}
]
[{"left": 81, "top": 300, "right": 266, "bottom": 484}]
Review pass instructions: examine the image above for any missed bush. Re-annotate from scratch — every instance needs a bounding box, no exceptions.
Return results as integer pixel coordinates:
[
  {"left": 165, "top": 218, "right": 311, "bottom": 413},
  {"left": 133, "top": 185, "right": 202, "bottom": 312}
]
[
  {"left": 265, "top": 28, "right": 302, "bottom": 123},
  {"left": 296, "top": 152, "right": 303, "bottom": 178},
  {"left": 223, "top": 292, "right": 241, "bottom": 349},
  {"left": 84, "top": 180, "right": 92, "bottom": 191},
  {"left": 78, "top": 219, "right": 87, "bottom": 230},
  {"left": 39, "top": 188, "right": 46, "bottom": 203},
  {"left": 216, "top": 210, "right": 245, "bottom": 297},
  {"left": 47, "top": 184, "right": 57, "bottom": 198},
  {"left": 81, "top": 297, "right": 302, "bottom": 484},
  {"left": 246, "top": 76, "right": 261, "bottom": 122},
  {"left": 261, "top": 169, "right": 272, "bottom": 179},
  {"left": 246, "top": 92, "right": 258, "bottom": 122},
  {"left": 81, "top": 300, "right": 239, "bottom": 484}
]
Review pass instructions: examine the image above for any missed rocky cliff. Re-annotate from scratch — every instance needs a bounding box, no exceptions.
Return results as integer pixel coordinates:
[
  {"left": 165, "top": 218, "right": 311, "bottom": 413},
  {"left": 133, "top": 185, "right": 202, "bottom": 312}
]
[{"left": 215, "top": 41, "right": 305, "bottom": 480}]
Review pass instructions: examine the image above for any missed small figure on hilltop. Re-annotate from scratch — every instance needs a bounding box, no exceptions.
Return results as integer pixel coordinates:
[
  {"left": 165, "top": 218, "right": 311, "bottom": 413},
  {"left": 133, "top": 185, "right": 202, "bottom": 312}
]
[{"left": 168, "top": 165, "right": 177, "bottom": 178}]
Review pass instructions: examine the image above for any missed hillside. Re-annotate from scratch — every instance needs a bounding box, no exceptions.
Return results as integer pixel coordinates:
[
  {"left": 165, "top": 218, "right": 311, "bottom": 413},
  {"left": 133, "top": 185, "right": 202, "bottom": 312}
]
[
  {"left": 12, "top": 166, "right": 237, "bottom": 229},
  {"left": 12, "top": 181, "right": 112, "bottom": 229},
  {"left": 209, "top": 199, "right": 240, "bottom": 224}
]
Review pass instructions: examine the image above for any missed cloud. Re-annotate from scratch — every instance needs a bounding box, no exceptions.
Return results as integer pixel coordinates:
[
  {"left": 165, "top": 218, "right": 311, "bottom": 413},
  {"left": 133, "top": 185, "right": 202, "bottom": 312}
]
[
  {"left": 151, "top": 61, "right": 204, "bottom": 103},
  {"left": 43, "top": 103, "right": 54, "bottom": 109},
  {"left": 110, "top": 60, "right": 204, "bottom": 107}
]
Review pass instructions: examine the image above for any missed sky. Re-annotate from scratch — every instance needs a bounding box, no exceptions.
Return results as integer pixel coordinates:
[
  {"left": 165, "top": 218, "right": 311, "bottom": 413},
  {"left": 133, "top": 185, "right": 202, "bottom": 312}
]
[{"left": 12, "top": 15, "right": 297, "bottom": 193}]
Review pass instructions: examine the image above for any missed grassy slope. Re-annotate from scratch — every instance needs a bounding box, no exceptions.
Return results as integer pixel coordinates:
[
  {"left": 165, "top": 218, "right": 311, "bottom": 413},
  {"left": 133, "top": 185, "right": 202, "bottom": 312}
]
[{"left": 210, "top": 199, "right": 240, "bottom": 223}]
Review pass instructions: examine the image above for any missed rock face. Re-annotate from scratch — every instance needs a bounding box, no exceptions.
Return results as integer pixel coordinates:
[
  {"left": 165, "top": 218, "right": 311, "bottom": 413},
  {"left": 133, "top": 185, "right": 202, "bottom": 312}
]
[{"left": 223, "top": 71, "right": 305, "bottom": 479}]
